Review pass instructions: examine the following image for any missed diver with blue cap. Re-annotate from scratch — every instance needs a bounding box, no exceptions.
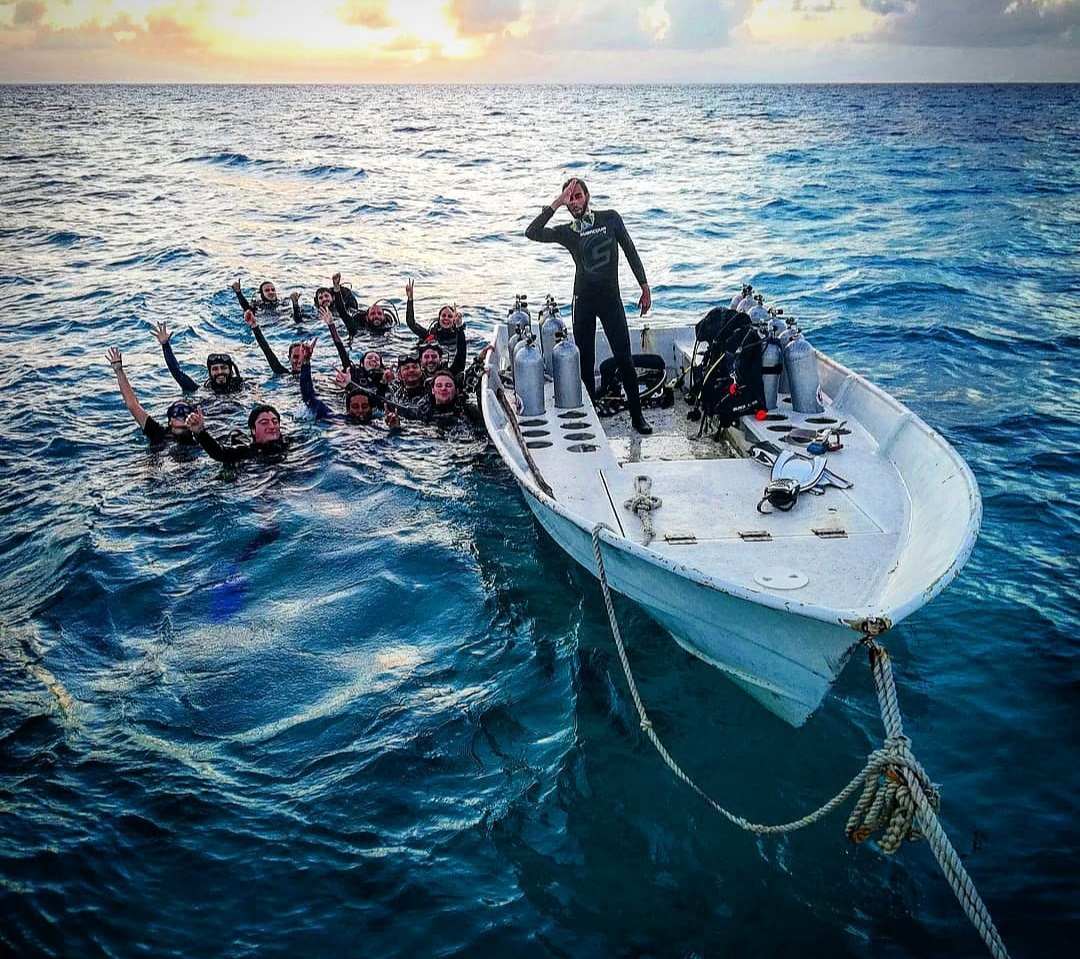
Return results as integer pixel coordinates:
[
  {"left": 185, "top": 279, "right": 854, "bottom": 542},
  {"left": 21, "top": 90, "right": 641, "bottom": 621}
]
[
  {"left": 106, "top": 347, "right": 199, "bottom": 446},
  {"left": 154, "top": 321, "right": 245, "bottom": 395}
]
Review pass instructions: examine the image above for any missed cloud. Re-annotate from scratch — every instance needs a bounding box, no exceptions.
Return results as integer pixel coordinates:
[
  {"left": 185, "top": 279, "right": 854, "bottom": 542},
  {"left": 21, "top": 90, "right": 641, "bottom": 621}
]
[
  {"left": 859, "top": 0, "right": 1080, "bottom": 46},
  {"left": 445, "top": 0, "right": 524, "bottom": 35},
  {"left": 338, "top": 0, "right": 393, "bottom": 29}
]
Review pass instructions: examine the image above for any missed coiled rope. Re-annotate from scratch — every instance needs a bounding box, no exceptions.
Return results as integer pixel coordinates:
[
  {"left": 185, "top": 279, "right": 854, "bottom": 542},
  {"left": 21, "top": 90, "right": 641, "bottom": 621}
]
[
  {"left": 589, "top": 523, "right": 1009, "bottom": 959},
  {"left": 623, "top": 475, "right": 662, "bottom": 545}
]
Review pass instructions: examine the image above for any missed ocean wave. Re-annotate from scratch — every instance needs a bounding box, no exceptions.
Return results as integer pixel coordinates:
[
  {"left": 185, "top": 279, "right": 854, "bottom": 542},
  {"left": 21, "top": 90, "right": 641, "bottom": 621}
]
[{"left": 298, "top": 164, "right": 367, "bottom": 180}]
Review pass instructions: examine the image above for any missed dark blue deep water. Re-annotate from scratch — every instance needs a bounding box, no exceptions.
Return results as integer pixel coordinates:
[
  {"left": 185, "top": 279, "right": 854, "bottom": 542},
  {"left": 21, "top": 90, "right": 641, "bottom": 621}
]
[{"left": 1, "top": 84, "right": 1077, "bottom": 958}]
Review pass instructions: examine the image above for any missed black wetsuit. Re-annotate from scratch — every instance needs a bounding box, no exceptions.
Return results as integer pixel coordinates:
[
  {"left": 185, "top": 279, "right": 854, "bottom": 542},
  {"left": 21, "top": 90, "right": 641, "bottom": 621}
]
[
  {"left": 333, "top": 289, "right": 394, "bottom": 338},
  {"left": 142, "top": 417, "right": 197, "bottom": 446},
  {"left": 525, "top": 206, "right": 648, "bottom": 421},
  {"left": 161, "top": 342, "right": 244, "bottom": 395},
  {"left": 234, "top": 288, "right": 302, "bottom": 323},
  {"left": 405, "top": 301, "right": 461, "bottom": 357},
  {"left": 194, "top": 431, "right": 286, "bottom": 464},
  {"left": 251, "top": 326, "right": 291, "bottom": 376}
]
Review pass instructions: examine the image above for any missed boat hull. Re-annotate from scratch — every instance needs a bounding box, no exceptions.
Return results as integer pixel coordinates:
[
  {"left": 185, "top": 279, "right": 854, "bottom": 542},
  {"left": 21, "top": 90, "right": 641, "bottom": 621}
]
[{"left": 515, "top": 476, "right": 861, "bottom": 726}]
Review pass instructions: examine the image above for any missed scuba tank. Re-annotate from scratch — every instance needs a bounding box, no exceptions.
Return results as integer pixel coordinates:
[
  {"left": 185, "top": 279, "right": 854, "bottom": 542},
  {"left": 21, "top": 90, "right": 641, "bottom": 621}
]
[
  {"left": 748, "top": 302, "right": 770, "bottom": 325},
  {"left": 538, "top": 295, "right": 566, "bottom": 377},
  {"left": 730, "top": 284, "right": 752, "bottom": 310},
  {"left": 736, "top": 292, "right": 757, "bottom": 314},
  {"left": 505, "top": 294, "right": 530, "bottom": 341},
  {"left": 777, "top": 317, "right": 794, "bottom": 395},
  {"left": 761, "top": 336, "right": 783, "bottom": 411},
  {"left": 513, "top": 334, "right": 546, "bottom": 417},
  {"left": 551, "top": 331, "right": 583, "bottom": 409},
  {"left": 783, "top": 325, "right": 824, "bottom": 414}
]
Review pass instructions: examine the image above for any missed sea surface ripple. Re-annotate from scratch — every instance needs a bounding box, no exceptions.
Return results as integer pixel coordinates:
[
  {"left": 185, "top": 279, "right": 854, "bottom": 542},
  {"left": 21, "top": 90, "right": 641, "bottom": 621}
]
[{"left": 1, "top": 84, "right": 1077, "bottom": 958}]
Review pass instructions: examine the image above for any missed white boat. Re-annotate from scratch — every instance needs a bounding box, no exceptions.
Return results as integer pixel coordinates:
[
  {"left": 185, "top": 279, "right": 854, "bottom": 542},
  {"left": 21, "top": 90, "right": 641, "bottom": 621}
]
[{"left": 480, "top": 319, "right": 981, "bottom": 726}]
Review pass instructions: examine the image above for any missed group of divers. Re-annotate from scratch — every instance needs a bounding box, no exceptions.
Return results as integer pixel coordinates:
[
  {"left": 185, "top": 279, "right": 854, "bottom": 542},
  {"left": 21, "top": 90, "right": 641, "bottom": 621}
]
[
  {"left": 108, "top": 177, "right": 657, "bottom": 464},
  {"left": 108, "top": 273, "right": 484, "bottom": 463}
]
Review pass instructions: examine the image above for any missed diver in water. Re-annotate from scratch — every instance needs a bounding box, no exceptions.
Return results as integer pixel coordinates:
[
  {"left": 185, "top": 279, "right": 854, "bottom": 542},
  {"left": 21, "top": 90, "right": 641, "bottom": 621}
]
[
  {"left": 154, "top": 321, "right": 244, "bottom": 395},
  {"left": 525, "top": 177, "right": 653, "bottom": 434},
  {"left": 296, "top": 340, "right": 401, "bottom": 430},
  {"left": 319, "top": 306, "right": 391, "bottom": 397},
  {"left": 231, "top": 277, "right": 302, "bottom": 323},
  {"left": 315, "top": 276, "right": 358, "bottom": 318},
  {"left": 331, "top": 272, "right": 396, "bottom": 337},
  {"left": 244, "top": 309, "right": 303, "bottom": 376},
  {"left": 387, "top": 351, "right": 427, "bottom": 407},
  {"left": 106, "top": 347, "right": 198, "bottom": 446},
  {"left": 417, "top": 324, "right": 468, "bottom": 380},
  {"left": 186, "top": 404, "right": 287, "bottom": 464},
  {"left": 417, "top": 370, "right": 482, "bottom": 426},
  {"left": 404, "top": 279, "right": 464, "bottom": 357}
]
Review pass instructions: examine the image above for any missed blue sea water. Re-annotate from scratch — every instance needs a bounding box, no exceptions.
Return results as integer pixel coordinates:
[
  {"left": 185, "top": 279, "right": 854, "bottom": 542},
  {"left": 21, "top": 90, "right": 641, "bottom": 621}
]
[{"left": 0, "top": 83, "right": 1077, "bottom": 957}]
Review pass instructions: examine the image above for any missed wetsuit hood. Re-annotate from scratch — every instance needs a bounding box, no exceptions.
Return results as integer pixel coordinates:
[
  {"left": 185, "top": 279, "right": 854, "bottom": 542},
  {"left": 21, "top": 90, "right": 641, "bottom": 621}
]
[{"left": 206, "top": 353, "right": 243, "bottom": 393}]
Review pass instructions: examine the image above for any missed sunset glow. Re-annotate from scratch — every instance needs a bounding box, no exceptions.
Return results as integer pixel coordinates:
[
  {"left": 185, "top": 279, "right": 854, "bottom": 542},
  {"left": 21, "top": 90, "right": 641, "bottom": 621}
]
[{"left": 0, "top": 0, "right": 1076, "bottom": 81}]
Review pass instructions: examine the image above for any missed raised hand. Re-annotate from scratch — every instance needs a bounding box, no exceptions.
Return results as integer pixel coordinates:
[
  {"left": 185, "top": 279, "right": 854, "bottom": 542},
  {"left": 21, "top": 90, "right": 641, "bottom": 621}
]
[
  {"left": 552, "top": 179, "right": 576, "bottom": 209},
  {"left": 185, "top": 409, "right": 205, "bottom": 434},
  {"left": 332, "top": 272, "right": 342, "bottom": 290},
  {"left": 300, "top": 337, "right": 317, "bottom": 363},
  {"left": 319, "top": 305, "right": 334, "bottom": 327},
  {"left": 106, "top": 347, "right": 123, "bottom": 370},
  {"left": 290, "top": 291, "right": 300, "bottom": 305},
  {"left": 243, "top": 309, "right": 258, "bottom": 329},
  {"left": 405, "top": 277, "right": 414, "bottom": 301},
  {"left": 385, "top": 409, "right": 400, "bottom": 429},
  {"left": 334, "top": 369, "right": 350, "bottom": 388},
  {"left": 153, "top": 321, "right": 172, "bottom": 344},
  {"left": 382, "top": 368, "right": 395, "bottom": 384},
  {"left": 452, "top": 308, "right": 464, "bottom": 329},
  {"left": 231, "top": 277, "right": 242, "bottom": 293},
  {"left": 638, "top": 284, "right": 652, "bottom": 317}
]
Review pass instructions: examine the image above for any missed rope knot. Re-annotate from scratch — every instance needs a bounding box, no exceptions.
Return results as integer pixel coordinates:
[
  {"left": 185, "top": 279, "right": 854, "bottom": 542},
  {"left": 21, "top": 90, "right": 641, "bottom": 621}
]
[{"left": 640, "top": 717, "right": 653, "bottom": 732}]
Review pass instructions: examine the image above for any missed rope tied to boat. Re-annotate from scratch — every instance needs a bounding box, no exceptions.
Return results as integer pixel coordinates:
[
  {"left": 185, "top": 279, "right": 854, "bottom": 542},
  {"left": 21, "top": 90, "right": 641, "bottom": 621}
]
[
  {"left": 588, "top": 523, "right": 1010, "bottom": 959},
  {"left": 623, "top": 475, "right": 662, "bottom": 545}
]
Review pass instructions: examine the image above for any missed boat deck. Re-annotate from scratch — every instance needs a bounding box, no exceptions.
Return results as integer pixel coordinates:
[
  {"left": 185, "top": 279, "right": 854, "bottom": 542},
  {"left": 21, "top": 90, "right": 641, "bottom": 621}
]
[{"left": 505, "top": 337, "right": 912, "bottom": 614}]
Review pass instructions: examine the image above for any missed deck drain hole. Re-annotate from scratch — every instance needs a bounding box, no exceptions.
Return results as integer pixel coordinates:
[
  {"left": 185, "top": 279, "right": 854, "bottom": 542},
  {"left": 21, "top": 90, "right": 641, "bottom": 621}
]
[
  {"left": 521, "top": 429, "right": 550, "bottom": 437},
  {"left": 764, "top": 413, "right": 788, "bottom": 421},
  {"left": 561, "top": 421, "right": 588, "bottom": 429},
  {"left": 565, "top": 432, "right": 595, "bottom": 440},
  {"left": 526, "top": 441, "right": 553, "bottom": 449},
  {"left": 558, "top": 410, "right": 587, "bottom": 419},
  {"left": 567, "top": 444, "right": 599, "bottom": 453},
  {"left": 806, "top": 416, "right": 837, "bottom": 425},
  {"left": 519, "top": 419, "right": 547, "bottom": 427},
  {"left": 767, "top": 425, "right": 793, "bottom": 433},
  {"left": 753, "top": 568, "right": 808, "bottom": 590}
]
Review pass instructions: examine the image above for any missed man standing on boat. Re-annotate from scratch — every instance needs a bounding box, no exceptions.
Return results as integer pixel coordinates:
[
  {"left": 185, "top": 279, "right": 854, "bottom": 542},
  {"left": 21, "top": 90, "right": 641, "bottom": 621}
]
[{"left": 525, "top": 178, "right": 654, "bottom": 435}]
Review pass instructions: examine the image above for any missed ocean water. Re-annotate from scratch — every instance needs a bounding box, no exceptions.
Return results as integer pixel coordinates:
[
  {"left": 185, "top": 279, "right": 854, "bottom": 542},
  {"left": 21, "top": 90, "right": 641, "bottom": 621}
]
[{"left": 0, "top": 83, "right": 1077, "bottom": 958}]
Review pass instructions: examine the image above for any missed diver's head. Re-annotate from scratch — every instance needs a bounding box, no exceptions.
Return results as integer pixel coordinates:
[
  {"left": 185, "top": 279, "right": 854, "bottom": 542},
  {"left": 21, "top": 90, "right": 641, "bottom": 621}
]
[
  {"left": 287, "top": 342, "right": 304, "bottom": 373},
  {"left": 314, "top": 287, "right": 334, "bottom": 309},
  {"left": 397, "top": 353, "right": 422, "bottom": 388},
  {"left": 206, "top": 352, "right": 237, "bottom": 390},
  {"left": 431, "top": 371, "right": 458, "bottom": 406},
  {"left": 258, "top": 281, "right": 277, "bottom": 304},
  {"left": 362, "top": 350, "right": 383, "bottom": 371},
  {"left": 165, "top": 400, "right": 195, "bottom": 437},
  {"left": 248, "top": 404, "right": 281, "bottom": 444},
  {"left": 419, "top": 342, "right": 444, "bottom": 374},
  {"left": 344, "top": 386, "right": 374, "bottom": 422},
  {"left": 367, "top": 303, "right": 388, "bottom": 330},
  {"left": 562, "top": 177, "right": 590, "bottom": 220},
  {"left": 437, "top": 305, "right": 456, "bottom": 330}
]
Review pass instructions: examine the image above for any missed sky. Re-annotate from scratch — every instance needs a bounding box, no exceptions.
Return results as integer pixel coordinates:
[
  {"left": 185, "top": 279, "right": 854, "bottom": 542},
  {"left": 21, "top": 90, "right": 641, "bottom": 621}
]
[{"left": 0, "top": 0, "right": 1077, "bottom": 82}]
